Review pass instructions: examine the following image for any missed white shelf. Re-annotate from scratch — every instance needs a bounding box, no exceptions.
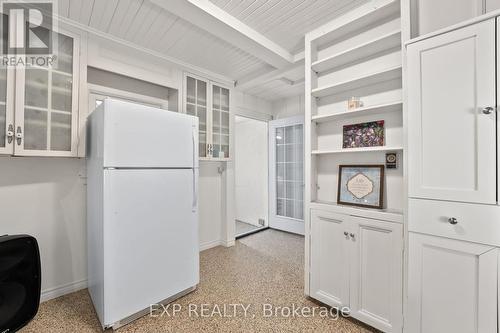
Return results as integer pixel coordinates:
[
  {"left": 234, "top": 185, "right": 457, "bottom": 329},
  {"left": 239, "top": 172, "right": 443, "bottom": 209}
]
[
  {"left": 313, "top": 0, "right": 401, "bottom": 48},
  {"left": 312, "top": 146, "right": 403, "bottom": 155},
  {"left": 312, "top": 30, "right": 402, "bottom": 73},
  {"left": 312, "top": 101, "right": 402, "bottom": 123},
  {"left": 310, "top": 200, "right": 404, "bottom": 223},
  {"left": 312, "top": 66, "right": 402, "bottom": 98}
]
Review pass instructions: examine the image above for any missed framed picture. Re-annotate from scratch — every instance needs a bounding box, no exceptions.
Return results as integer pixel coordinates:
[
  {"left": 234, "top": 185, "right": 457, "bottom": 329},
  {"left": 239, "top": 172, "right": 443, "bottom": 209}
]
[
  {"left": 337, "top": 165, "right": 384, "bottom": 209},
  {"left": 343, "top": 120, "right": 384, "bottom": 148}
]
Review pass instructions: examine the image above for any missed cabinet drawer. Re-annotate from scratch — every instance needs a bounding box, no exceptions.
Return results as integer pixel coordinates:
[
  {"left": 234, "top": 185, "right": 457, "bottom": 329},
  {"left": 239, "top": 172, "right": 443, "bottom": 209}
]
[{"left": 409, "top": 199, "right": 500, "bottom": 246}]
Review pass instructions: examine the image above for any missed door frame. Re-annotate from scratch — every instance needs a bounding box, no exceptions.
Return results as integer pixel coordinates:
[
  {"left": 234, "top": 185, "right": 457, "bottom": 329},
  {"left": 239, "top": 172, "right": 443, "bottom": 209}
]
[{"left": 268, "top": 115, "right": 305, "bottom": 235}]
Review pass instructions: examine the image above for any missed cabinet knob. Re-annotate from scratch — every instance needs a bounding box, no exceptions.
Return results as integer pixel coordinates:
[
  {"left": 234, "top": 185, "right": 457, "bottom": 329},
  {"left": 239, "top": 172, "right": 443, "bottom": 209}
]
[
  {"left": 482, "top": 106, "right": 495, "bottom": 114},
  {"left": 6, "top": 124, "right": 14, "bottom": 144},
  {"left": 343, "top": 231, "right": 349, "bottom": 237},
  {"left": 349, "top": 233, "right": 355, "bottom": 239},
  {"left": 448, "top": 217, "right": 458, "bottom": 225}
]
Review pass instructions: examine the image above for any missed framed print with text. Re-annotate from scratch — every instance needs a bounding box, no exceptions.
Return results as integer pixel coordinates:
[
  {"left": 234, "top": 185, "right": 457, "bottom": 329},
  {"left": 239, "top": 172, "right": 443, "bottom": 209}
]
[{"left": 337, "top": 165, "right": 384, "bottom": 209}]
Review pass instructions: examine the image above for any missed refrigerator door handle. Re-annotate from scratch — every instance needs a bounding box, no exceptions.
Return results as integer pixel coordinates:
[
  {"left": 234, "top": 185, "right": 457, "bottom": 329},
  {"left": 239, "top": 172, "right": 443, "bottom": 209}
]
[{"left": 192, "top": 129, "right": 197, "bottom": 212}]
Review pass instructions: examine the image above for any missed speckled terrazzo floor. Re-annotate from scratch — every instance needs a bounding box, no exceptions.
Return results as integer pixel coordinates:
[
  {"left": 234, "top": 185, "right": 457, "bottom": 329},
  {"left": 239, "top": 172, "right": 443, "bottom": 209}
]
[{"left": 21, "top": 229, "right": 378, "bottom": 333}]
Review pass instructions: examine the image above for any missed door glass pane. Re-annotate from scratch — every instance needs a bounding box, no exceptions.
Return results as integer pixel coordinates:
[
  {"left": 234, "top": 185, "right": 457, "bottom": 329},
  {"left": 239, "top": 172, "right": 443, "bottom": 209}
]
[
  {"left": 24, "top": 109, "right": 47, "bottom": 150},
  {"left": 24, "top": 31, "right": 74, "bottom": 152},
  {"left": 275, "top": 124, "right": 304, "bottom": 220},
  {"left": 50, "top": 113, "right": 71, "bottom": 151}
]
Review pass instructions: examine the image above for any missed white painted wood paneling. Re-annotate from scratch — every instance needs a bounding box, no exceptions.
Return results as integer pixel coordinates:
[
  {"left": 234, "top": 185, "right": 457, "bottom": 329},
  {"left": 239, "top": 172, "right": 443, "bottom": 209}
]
[{"left": 209, "top": 0, "right": 371, "bottom": 52}]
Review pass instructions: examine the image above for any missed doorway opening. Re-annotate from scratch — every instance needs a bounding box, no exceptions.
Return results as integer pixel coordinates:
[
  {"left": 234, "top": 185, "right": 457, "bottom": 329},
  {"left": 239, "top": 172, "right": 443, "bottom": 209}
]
[{"left": 234, "top": 115, "right": 269, "bottom": 238}]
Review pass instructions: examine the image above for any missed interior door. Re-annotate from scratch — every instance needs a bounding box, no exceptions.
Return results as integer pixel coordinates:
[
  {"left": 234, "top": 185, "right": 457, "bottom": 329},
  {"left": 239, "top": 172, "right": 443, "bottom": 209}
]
[
  {"left": 407, "top": 232, "right": 497, "bottom": 333},
  {"left": 407, "top": 19, "right": 496, "bottom": 204},
  {"left": 269, "top": 116, "right": 304, "bottom": 235},
  {"left": 309, "top": 210, "right": 350, "bottom": 307},
  {"left": 103, "top": 168, "right": 199, "bottom": 325},
  {"left": 349, "top": 217, "right": 403, "bottom": 333}
]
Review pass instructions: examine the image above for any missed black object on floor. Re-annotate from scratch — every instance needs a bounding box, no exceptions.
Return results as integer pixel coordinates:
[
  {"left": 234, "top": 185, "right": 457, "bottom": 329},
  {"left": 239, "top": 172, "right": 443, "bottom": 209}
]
[{"left": 0, "top": 235, "right": 41, "bottom": 333}]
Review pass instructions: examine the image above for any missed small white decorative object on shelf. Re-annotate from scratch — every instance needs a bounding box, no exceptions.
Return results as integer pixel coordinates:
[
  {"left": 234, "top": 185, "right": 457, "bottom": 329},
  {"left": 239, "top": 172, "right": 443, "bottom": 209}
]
[{"left": 348, "top": 97, "right": 364, "bottom": 110}]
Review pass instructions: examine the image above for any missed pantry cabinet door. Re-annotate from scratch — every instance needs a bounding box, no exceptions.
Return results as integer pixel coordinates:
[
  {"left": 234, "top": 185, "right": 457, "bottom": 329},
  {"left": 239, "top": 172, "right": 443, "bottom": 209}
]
[
  {"left": 309, "top": 210, "right": 349, "bottom": 308},
  {"left": 185, "top": 74, "right": 209, "bottom": 158},
  {"left": 14, "top": 30, "right": 80, "bottom": 157},
  {"left": 407, "top": 232, "right": 497, "bottom": 333},
  {"left": 348, "top": 217, "right": 403, "bottom": 333},
  {"left": 0, "top": 65, "right": 14, "bottom": 155},
  {"left": 407, "top": 19, "right": 496, "bottom": 204}
]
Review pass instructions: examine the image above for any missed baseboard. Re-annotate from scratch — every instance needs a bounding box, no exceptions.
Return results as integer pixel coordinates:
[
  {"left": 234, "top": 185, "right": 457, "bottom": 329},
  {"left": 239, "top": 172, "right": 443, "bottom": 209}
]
[
  {"left": 199, "top": 239, "right": 223, "bottom": 251},
  {"left": 40, "top": 278, "right": 88, "bottom": 303},
  {"left": 40, "top": 241, "right": 226, "bottom": 303},
  {"left": 222, "top": 239, "right": 235, "bottom": 247}
]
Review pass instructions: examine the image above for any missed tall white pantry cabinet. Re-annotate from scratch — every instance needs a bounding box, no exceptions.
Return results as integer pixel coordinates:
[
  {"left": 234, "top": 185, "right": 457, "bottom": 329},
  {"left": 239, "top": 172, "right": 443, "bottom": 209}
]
[{"left": 406, "top": 17, "right": 500, "bottom": 333}]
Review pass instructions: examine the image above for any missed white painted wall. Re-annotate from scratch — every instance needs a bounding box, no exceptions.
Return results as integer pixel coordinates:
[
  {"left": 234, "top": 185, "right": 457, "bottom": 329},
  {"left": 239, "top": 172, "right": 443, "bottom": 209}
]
[
  {"left": 234, "top": 117, "right": 268, "bottom": 227},
  {"left": 0, "top": 157, "right": 88, "bottom": 299},
  {"left": 272, "top": 94, "right": 305, "bottom": 119}
]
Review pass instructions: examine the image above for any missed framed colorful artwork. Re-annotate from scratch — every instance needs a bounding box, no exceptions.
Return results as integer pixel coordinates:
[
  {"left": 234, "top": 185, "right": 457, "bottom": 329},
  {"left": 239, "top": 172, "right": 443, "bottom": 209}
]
[
  {"left": 343, "top": 120, "right": 384, "bottom": 148},
  {"left": 337, "top": 165, "right": 384, "bottom": 209}
]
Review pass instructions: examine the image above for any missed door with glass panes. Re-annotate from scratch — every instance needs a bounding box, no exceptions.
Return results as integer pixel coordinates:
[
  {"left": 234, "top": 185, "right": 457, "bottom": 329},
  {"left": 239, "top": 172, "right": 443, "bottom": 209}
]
[
  {"left": 268, "top": 116, "right": 304, "bottom": 235},
  {"left": 14, "top": 31, "right": 79, "bottom": 156},
  {"left": 184, "top": 74, "right": 230, "bottom": 160},
  {"left": 0, "top": 25, "right": 80, "bottom": 157}
]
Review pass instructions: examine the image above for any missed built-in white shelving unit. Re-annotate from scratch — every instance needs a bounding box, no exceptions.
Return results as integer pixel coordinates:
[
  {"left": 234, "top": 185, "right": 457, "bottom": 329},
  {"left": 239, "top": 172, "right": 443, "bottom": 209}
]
[{"left": 304, "top": 5, "right": 405, "bottom": 329}]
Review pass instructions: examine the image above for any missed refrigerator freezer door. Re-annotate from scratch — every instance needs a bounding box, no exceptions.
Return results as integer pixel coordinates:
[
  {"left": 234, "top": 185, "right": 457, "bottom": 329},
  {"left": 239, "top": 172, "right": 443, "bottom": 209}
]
[
  {"left": 103, "top": 169, "right": 199, "bottom": 326},
  {"left": 102, "top": 99, "right": 198, "bottom": 168}
]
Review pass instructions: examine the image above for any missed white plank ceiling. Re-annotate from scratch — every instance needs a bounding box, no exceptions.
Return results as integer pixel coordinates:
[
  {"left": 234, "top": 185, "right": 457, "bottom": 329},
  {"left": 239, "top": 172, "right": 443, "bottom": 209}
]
[
  {"left": 208, "top": 0, "right": 369, "bottom": 53},
  {"left": 57, "top": 0, "right": 368, "bottom": 101}
]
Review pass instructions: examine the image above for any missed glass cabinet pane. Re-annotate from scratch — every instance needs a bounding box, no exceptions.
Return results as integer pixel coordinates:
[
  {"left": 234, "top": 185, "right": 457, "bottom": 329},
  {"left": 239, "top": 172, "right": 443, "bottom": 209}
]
[
  {"left": 186, "top": 77, "right": 196, "bottom": 104},
  {"left": 23, "top": 31, "right": 74, "bottom": 152}
]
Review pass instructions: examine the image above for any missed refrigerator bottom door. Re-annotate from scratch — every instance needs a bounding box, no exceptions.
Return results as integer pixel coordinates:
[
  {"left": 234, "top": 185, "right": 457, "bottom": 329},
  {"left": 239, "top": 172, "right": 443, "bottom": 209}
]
[{"left": 103, "top": 169, "right": 199, "bottom": 326}]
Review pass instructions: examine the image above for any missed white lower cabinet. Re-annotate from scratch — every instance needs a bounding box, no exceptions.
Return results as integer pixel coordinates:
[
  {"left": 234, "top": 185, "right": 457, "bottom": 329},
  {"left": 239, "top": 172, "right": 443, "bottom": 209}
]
[
  {"left": 349, "top": 217, "right": 403, "bottom": 333},
  {"left": 407, "top": 232, "right": 498, "bottom": 333},
  {"left": 310, "top": 210, "right": 350, "bottom": 307},
  {"left": 310, "top": 210, "right": 403, "bottom": 333}
]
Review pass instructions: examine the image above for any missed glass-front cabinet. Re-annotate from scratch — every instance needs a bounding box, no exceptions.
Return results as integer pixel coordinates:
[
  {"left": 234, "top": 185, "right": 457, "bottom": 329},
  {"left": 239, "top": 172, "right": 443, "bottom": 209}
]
[
  {"left": 1, "top": 27, "right": 80, "bottom": 157},
  {"left": 184, "top": 74, "right": 231, "bottom": 160}
]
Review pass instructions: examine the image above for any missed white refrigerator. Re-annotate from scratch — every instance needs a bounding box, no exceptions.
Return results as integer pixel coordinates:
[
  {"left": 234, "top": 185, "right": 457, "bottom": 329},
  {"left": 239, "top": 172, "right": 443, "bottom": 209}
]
[{"left": 86, "top": 99, "right": 199, "bottom": 329}]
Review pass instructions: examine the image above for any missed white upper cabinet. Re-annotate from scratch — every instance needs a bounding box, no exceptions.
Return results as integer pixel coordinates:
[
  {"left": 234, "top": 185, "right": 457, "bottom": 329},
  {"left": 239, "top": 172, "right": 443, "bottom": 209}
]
[
  {"left": 407, "top": 19, "right": 496, "bottom": 204},
  {"left": 1, "top": 27, "right": 81, "bottom": 157},
  {"left": 14, "top": 31, "right": 80, "bottom": 156},
  {"left": 184, "top": 74, "right": 231, "bottom": 161}
]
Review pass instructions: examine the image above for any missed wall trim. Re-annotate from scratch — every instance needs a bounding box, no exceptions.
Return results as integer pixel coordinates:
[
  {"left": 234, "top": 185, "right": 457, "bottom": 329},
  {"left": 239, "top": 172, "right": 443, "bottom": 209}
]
[
  {"left": 41, "top": 279, "right": 88, "bottom": 303},
  {"left": 40, "top": 241, "right": 226, "bottom": 303},
  {"left": 200, "top": 239, "right": 224, "bottom": 251},
  {"left": 222, "top": 240, "right": 236, "bottom": 248}
]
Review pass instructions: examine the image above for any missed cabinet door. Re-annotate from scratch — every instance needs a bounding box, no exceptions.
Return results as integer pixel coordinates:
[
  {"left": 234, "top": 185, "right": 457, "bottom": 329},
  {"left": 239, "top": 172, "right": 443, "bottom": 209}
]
[
  {"left": 349, "top": 217, "right": 403, "bottom": 333},
  {"left": 0, "top": 65, "right": 14, "bottom": 155},
  {"left": 211, "top": 84, "right": 230, "bottom": 159},
  {"left": 310, "top": 210, "right": 349, "bottom": 307},
  {"left": 14, "top": 30, "right": 79, "bottom": 156},
  {"left": 407, "top": 232, "right": 497, "bottom": 333},
  {"left": 407, "top": 19, "right": 496, "bottom": 204},
  {"left": 185, "top": 74, "right": 209, "bottom": 158}
]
